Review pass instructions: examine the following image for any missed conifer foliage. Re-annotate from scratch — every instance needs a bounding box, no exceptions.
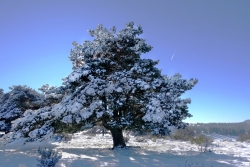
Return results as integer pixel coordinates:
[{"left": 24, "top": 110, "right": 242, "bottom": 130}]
[
  {"left": 7, "top": 22, "right": 198, "bottom": 149},
  {"left": 36, "top": 147, "right": 62, "bottom": 167},
  {"left": 0, "top": 86, "right": 45, "bottom": 133}
]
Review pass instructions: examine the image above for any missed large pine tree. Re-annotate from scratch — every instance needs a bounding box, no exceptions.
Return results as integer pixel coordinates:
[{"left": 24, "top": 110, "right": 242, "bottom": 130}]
[{"left": 8, "top": 22, "right": 198, "bottom": 149}]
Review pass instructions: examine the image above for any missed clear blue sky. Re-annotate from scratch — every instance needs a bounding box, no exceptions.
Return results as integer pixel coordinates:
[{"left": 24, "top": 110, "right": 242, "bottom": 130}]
[{"left": 1, "top": 1, "right": 249, "bottom": 123}]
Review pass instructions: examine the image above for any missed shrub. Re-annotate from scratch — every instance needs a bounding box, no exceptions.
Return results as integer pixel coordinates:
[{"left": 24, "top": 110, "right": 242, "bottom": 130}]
[
  {"left": 120, "top": 130, "right": 130, "bottom": 143},
  {"left": 60, "top": 132, "right": 72, "bottom": 141},
  {"left": 190, "top": 134, "right": 213, "bottom": 152},
  {"left": 135, "top": 133, "right": 153, "bottom": 142},
  {"left": 0, "top": 132, "right": 4, "bottom": 138},
  {"left": 85, "top": 128, "right": 97, "bottom": 136},
  {"left": 129, "top": 129, "right": 150, "bottom": 136},
  {"left": 135, "top": 137, "right": 144, "bottom": 142},
  {"left": 123, "top": 135, "right": 130, "bottom": 143},
  {"left": 52, "top": 133, "right": 73, "bottom": 142},
  {"left": 237, "top": 134, "right": 250, "bottom": 142},
  {"left": 85, "top": 125, "right": 110, "bottom": 136},
  {"left": 36, "top": 147, "right": 62, "bottom": 167},
  {"left": 96, "top": 126, "right": 109, "bottom": 136},
  {"left": 152, "top": 135, "right": 157, "bottom": 142},
  {"left": 172, "top": 127, "right": 195, "bottom": 141}
]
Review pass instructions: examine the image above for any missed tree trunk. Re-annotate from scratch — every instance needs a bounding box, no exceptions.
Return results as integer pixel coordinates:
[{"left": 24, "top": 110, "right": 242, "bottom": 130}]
[
  {"left": 110, "top": 128, "right": 126, "bottom": 149},
  {"left": 102, "top": 126, "right": 105, "bottom": 136}
]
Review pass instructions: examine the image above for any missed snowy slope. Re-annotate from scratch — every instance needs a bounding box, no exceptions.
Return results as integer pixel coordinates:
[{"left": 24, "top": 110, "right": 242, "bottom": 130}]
[
  {"left": 202, "top": 133, "right": 238, "bottom": 142},
  {"left": 0, "top": 132, "right": 250, "bottom": 167}
]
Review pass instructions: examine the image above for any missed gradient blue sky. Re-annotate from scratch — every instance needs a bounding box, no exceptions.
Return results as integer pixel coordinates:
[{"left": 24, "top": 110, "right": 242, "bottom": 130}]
[{"left": 1, "top": 1, "right": 249, "bottom": 123}]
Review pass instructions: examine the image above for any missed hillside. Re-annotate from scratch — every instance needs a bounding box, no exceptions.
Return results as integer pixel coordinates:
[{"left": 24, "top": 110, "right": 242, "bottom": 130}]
[
  {"left": 243, "top": 119, "right": 250, "bottom": 125},
  {"left": 188, "top": 121, "right": 250, "bottom": 136}
]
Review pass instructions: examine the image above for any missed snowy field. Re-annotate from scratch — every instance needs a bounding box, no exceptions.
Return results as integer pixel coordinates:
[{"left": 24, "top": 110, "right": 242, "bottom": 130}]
[{"left": 0, "top": 132, "right": 250, "bottom": 167}]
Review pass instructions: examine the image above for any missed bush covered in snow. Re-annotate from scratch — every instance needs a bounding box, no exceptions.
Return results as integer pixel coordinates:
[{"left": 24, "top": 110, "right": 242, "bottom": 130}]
[
  {"left": 0, "top": 85, "right": 65, "bottom": 135},
  {"left": 190, "top": 134, "right": 213, "bottom": 152},
  {"left": 0, "top": 85, "right": 46, "bottom": 133},
  {"left": 36, "top": 147, "right": 62, "bottom": 167}
]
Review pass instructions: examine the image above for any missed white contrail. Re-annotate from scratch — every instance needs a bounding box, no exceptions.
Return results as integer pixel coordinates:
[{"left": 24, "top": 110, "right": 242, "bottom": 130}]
[{"left": 171, "top": 49, "right": 176, "bottom": 60}]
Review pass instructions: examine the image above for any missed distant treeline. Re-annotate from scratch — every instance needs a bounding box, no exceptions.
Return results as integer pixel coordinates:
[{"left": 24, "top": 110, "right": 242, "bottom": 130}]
[{"left": 188, "top": 122, "right": 250, "bottom": 136}]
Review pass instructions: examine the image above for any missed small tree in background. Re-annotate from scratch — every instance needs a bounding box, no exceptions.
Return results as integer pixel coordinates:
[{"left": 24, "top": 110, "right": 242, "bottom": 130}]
[
  {"left": 9, "top": 22, "right": 198, "bottom": 149},
  {"left": 237, "top": 133, "right": 250, "bottom": 142},
  {"left": 190, "top": 134, "right": 213, "bottom": 152},
  {"left": 0, "top": 85, "right": 46, "bottom": 133},
  {"left": 0, "top": 84, "right": 65, "bottom": 135},
  {"left": 172, "top": 127, "right": 195, "bottom": 141}
]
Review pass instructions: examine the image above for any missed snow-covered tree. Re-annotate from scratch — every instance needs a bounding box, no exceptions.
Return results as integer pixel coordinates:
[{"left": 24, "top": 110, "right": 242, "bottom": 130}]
[
  {"left": 0, "top": 89, "right": 3, "bottom": 99},
  {"left": 36, "top": 147, "right": 62, "bottom": 167},
  {"left": 9, "top": 22, "right": 198, "bottom": 149},
  {"left": 38, "top": 84, "right": 65, "bottom": 105},
  {"left": 0, "top": 85, "right": 45, "bottom": 133}
]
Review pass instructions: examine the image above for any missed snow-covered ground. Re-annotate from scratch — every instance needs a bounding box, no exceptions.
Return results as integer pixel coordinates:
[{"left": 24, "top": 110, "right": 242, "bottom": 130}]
[
  {"left": 0, "top": 132, "right": 250, "bottom": 167},
  {"left": 202, "top": 133, "right": 238, "bottom": 142}
]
